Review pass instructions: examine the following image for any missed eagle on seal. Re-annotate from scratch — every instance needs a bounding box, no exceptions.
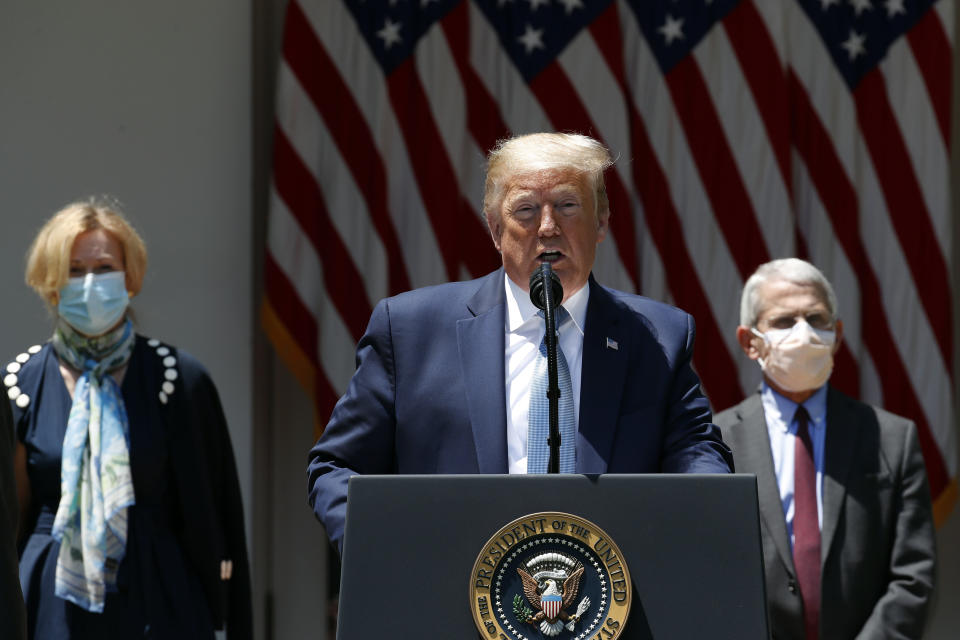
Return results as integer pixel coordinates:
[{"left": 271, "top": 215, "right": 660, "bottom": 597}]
[{"left": 518, "top": 565, "right": 586, "bottom": 635}]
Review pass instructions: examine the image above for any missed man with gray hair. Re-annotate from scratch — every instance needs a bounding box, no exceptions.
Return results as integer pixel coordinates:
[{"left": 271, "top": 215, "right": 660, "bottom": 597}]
[
  {"left": 716, "top": 258, "right": 935, "bottom": 639},
  {"left": 308, "top": 132, "right": 733, "bottom": 553}
]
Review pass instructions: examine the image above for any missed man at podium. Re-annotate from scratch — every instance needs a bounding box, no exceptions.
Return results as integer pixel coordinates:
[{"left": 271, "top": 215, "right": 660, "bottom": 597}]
[{"left": 307, "top": 132, "right": 733, "bottom": 553}]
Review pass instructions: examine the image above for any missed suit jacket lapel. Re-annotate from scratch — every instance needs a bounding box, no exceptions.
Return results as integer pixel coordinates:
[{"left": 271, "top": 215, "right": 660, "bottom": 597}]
[
  {"left": 577, "top": 277, "right": 627, "bottom": 473},
  {"left": 821, "top": 386, "right": 858, "bottom": 565},
  {"left": 740, "top": 393, "right": 796, "bottom": 576},
  {"left": 457, "top": 270, "right": 508, "bottom": 473}
]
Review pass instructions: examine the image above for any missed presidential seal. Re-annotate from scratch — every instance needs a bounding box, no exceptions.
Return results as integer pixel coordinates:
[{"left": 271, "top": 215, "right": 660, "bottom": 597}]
[{"left": 470, "top": 512, "right": 631, "bottom": 640}]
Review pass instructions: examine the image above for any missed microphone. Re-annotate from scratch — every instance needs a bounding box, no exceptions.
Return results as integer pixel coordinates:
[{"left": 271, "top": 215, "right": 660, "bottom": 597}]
[{"left": 529, "top": 263, "right": 563, "bottom": 311}]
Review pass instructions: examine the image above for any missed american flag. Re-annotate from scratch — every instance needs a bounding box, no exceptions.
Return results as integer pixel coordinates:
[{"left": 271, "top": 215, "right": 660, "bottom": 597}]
[{"left": 263, "top": 0, "right": 957, "bottom": 522}]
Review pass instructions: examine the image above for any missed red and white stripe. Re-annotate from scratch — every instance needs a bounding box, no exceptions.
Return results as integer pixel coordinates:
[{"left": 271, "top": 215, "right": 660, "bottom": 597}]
[
  {"left": 773, "top": 1, "right": 956, "bottom": 508},
  {"left": 542, "top": 595, "right": 562, "bottom": 619}
]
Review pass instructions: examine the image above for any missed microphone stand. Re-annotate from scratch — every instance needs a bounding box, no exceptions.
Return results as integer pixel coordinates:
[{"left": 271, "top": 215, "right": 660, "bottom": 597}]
[{"left": 534, "top": 264, "right": 563, "bottom": 474}]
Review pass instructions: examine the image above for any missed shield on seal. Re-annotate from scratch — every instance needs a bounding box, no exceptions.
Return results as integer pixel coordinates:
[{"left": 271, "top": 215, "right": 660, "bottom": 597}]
[{"left": 541, "top": 593, "right": 562, "bottom": 620}]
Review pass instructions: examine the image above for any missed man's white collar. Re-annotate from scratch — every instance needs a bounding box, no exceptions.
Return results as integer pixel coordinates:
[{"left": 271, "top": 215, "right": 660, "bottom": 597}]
[{"left": 503, "top": 272, "right": 588, "bottom": 336}]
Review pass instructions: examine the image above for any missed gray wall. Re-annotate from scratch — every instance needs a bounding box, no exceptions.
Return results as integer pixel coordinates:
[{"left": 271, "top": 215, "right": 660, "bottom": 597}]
[{"left": 0, "top": 0, "right": 256, "bottom": 626}]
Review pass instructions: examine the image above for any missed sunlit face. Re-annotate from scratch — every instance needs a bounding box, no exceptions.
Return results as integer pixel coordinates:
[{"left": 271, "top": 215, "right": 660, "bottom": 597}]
[
  {"left": 68, "top": 228, "right": 126, "bottom": 286},
  {"left": 489, "top": 169, "right": 608, "bottom": 300}
]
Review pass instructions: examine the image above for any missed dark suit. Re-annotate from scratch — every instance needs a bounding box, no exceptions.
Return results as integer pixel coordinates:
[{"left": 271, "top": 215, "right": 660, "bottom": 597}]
[
  {"left": 308, "top": 269, "right": 733, "bottom": 552},
  {"left": 1, "top": 384, "right": 27, "bottom": 640},
  {"left": 716, "top": 387, "right": 935, "bottom": 639}
]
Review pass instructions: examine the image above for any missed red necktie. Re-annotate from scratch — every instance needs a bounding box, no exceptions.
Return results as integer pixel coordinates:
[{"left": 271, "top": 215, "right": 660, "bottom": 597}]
[{"left": 793, "top": 405, "right": 820, "bottom": 639}]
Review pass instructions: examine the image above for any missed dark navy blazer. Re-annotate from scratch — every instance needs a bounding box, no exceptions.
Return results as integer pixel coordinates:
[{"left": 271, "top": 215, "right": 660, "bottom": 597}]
[
  {"left": 308, "top": 269, "right": 733, "bottom": 553},
  {"left": 8, "top": 338, "right": 251, "bottom": 639}
]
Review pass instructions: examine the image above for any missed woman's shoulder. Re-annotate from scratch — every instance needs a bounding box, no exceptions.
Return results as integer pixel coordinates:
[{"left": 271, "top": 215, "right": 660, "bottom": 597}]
[
  {"left": 136, "top": 335, "right": 209, "bottom": 376},
  {"left": 3, "top": 343, "right": 54, "bottom": 413},
  {"left": 134, "top": 334, "right": 215, "bottom": 404}
]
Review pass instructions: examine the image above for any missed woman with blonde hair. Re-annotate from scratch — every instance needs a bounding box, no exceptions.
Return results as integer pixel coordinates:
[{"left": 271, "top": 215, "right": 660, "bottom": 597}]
[{"left": 6, "top": 199, "right": 251, "bottom": 639}]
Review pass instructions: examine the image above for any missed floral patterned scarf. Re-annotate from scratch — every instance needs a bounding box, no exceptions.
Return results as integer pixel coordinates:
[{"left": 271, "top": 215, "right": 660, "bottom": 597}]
[{"left": 50, "top": 318, "right": 136, "bottom": 612}]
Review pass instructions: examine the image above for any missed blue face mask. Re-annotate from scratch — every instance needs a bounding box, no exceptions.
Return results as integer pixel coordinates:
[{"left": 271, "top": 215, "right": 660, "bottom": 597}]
[{"left": 58, "top": 271, "right": 130, "bottom": 336}]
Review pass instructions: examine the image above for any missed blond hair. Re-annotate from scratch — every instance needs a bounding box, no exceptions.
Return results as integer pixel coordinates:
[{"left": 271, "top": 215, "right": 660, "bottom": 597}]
[
  {"left": 483, "top": 132, "right": 614, "bottom": 228},
  {"left": 26, "top": 198, "right": 147, "bottom": 307}
]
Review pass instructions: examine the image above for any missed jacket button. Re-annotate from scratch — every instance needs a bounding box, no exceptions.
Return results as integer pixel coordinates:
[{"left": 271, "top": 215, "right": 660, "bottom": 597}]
[{"left": 788, "top": 581, "right": 797, "bottom": 594}]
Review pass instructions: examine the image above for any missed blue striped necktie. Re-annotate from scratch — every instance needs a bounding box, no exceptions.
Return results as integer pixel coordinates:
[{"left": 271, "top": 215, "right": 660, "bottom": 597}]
[{"left": 527, "top": 308, "right": 575, "bottom": 473}]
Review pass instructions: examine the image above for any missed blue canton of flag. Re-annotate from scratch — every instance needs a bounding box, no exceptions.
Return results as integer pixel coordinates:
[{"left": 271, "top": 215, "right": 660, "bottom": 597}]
[
  {"left": 344, "top": 0, "right": 461, "bottom": 73},
  {"left": 624, "top": 0, "right": 740, "bottom": 73},
  {"left": 796, "top": 0, "right": 937, "bottom": 88},
  {"left": 473, "top": 0, "right": 614, "bottom": 81}
]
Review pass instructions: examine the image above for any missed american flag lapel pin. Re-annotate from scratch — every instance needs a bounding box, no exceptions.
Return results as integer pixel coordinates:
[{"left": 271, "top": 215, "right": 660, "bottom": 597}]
[{"left": 606, "top": 337, "right": 619, "bottom": 351}]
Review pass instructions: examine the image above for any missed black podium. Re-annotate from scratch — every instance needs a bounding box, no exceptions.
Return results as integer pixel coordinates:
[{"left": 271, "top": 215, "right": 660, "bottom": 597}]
[{"left": 336, "top": 474, "right": 769, "bottom": 639}]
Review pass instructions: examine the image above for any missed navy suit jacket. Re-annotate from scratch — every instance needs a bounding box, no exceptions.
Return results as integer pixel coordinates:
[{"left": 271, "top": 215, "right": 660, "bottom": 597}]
[{"left": 308, "top": 270, "right": 733, "bottom": 552}]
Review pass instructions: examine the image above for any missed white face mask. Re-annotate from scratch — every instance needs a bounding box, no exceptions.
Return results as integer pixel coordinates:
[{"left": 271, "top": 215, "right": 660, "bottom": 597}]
[{"left": 751, "top": 320, "right": 835, "bottom": 393}]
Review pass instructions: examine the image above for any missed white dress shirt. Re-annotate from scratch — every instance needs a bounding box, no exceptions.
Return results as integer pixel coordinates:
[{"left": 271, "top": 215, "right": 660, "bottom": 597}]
[
  {"left": 503, "top": 274, "right": 588, "bottom": 474},
  {"left": 761, "top": 382, "right": 828, "bottom": 549}
]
